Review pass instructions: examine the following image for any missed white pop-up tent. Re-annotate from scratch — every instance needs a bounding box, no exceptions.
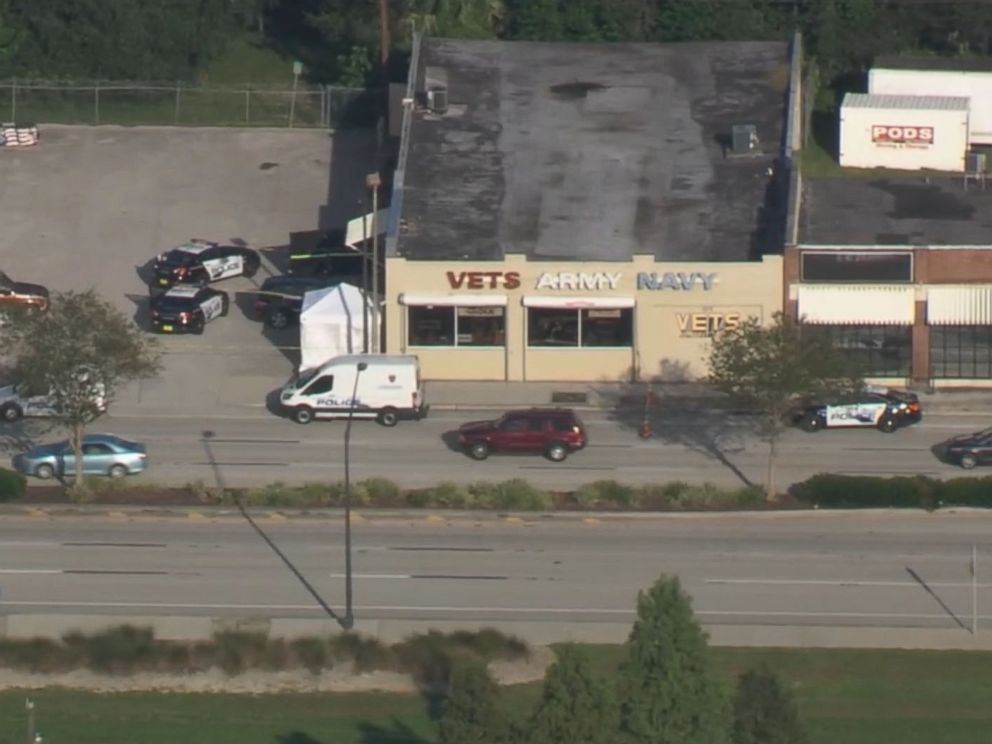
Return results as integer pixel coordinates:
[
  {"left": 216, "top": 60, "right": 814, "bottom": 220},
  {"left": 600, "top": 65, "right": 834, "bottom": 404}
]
[{"left": 299, "top": 283, "right": 377, "bottom": 372}]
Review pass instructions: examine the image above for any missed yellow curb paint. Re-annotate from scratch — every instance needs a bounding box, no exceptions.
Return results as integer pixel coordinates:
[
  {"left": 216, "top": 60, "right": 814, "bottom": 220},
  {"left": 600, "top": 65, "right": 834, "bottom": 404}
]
[
  {"left": 265, "top": 513, "right": 288, "bottom": 522},
  {"left": 503, "top": 516, "right": 526, "bottom": 525},
  {"left": 187, "top": 512, "right": 209, "bottom": 521},
  {"left": 107, "top": 511, "right": 129, "bottom": 519},
  {"left": 425, "top": 515, "right": 446, "bottom": 523},
  {"left": 27, "top": 509, "right": 49, "bottom": 518},
  {"left": 352, "top": 514, "right": 367, "bottom": 523},
  {"left": 583, "top": 518, "right": 600, "bottom": 525}
]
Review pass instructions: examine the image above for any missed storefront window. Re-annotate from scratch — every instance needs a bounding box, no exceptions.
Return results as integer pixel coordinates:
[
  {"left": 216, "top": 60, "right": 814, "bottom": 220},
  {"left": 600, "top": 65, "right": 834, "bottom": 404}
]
[
  {"left": 408, "top": 305, "right": 505, "bottom": 347},
  {"left": 581, "top": 309, "right": 633, "bottom": 347},
  {"left": 931, "top": 326, "right": 992, "bottom": 379},
  {"left": 821, "top": 325, "right": 912, "bottom": 377},
  {"left": 527, "top": 308, "right": 632, "bottom": 348}
]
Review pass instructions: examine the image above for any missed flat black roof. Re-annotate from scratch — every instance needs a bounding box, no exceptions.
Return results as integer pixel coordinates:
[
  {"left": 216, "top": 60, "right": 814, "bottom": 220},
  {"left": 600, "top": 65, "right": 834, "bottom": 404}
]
[
  {"left": 800, "top": 176, "right": 992, "bottom": 246},
  {"left": 874, "top": 55, "right": 992, "bottom": 73},
  {"left": 396, "top": 38, "right": 790, "bottom": 262}
]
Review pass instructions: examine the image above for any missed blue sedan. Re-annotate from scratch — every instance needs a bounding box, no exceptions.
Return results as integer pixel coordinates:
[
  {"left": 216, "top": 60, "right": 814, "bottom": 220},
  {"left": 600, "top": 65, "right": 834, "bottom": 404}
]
[{"left": 13, "top": 434, "right": 148, "bottom": 480}]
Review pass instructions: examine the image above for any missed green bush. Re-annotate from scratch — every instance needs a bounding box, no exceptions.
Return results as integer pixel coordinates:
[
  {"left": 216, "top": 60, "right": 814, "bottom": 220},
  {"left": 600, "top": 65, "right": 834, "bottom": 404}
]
[
  {"left": 290, "top": 637, "right": 331, "bottom": 674},
  {"left": 446, "top": 628, "right": 529, "bottom": 660},
  {"left": 424, "top": 481, "right": 470, "bottom": 508},
  {"left": 469, "top": 479, "right": 551, "bottom": 510},
  {"left": 573, "top": 480, "right": 637, "bottom": 509},
  {"left": 212, "top": 631, "right": 270, "bottom": 674},
  {"left": 790, "top": 474, "right": 937, "bottom": 509},
  {"left": 0, "top": 638, "right": 66, "bottom": 673},
  {"left": 937, "top": 477, "right": 992, "bottom": 507},
  {"left": 636, "top": 482, "right": 690, "bottom": 509},
  {"left": 328, "top": 632, "right": 392, "bottom": 672},
  {"left": 361, "top": 477, "right": 401, "bottom": 505},
  {"left": 0, "top": 467, "right": 27, "bottom": 501},
  {"left": 63, "top": 625, "right": 156, "bottom": 674}
]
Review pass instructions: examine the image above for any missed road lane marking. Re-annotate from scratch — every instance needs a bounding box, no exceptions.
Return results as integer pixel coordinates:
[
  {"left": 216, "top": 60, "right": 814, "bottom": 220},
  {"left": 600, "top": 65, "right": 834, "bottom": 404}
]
[
  {"left": 388, "top": 546, "right": 494, "bottom": 552},
  {"left": 706, "top": 578, "right": 992, "bottom": 588},
  {"left": 329, "top": 573, "right": 508, "bottom": 581},
  {"left": 0, "top": 600, "right": 983, "bottom": 622},
  {"left": 62, "top": 542, "right": 167, "bottom": 548},
  {"left": 199, "top": 438, "right": 300, "bottom": 444},
  {"left": 191, "top": 461, "right": 289, "bottom": 467},
  {"left": 0, "top": 569, "right": 61, "bottom": 575}
]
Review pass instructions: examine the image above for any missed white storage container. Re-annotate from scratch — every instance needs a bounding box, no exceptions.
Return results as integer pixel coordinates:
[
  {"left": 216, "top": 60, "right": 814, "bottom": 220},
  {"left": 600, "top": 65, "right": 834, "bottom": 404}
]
[
  {"left": 870, "top": 67, "right": 992, "bottom": 145},
  {"left": 839, "top": 93, "right": 969, "bottom": 172}
]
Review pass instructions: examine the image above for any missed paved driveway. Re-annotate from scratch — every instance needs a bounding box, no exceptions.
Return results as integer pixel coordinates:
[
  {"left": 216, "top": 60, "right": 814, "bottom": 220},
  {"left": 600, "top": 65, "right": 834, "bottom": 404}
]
[{"left": 0, "top": 124, "right": 376, "bottom": 412}]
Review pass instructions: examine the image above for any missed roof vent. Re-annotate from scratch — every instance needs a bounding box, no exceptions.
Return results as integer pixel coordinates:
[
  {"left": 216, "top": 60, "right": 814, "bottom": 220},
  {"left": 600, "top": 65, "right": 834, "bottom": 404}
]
[
  {"left": 730, "top": 124, "right": 760, "bottom": 156},
  {"left": 427, "top": 86, "right": 448, "bottom": 115}
]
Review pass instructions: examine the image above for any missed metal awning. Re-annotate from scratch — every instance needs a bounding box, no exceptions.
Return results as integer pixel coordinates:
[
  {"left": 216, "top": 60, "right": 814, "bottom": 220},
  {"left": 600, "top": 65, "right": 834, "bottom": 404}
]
[
  {"left": 399, "top": 293, "right": 508, "bottom": 307},
  {"left": 797, "top": 285, "right": 915, "bottom": 325},
  {"left": 927, "top": 286, "right": 992, "bottom": 325},
  {"left": 522, "top": 296, "right": 636, "bottom": 309}
]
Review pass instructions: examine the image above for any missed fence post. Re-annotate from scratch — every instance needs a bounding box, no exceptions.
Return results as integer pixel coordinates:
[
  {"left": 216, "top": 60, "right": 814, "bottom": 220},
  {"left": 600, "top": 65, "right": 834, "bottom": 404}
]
[
  {"left": 320, "top": 86, "right": 327, "bottom": 128},
  {"left": 174, "top": 82, "right": 181, "bottom": 125},
  {"left": 10, "top": 77, "right": 15, "bottom": 122},
  {"left": 245, "top": 87, "right": 250, "bottom": 124},
  {"left": 94, "top": 84, "right": 100, "bottom": 124}
]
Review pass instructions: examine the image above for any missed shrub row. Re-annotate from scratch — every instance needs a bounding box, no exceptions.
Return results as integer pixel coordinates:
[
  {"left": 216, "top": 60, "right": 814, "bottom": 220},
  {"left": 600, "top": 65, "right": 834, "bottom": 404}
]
[
  {"left": 221, "top": 478, "right": 767, "bottom": 511},
  {"left": 790, "top": 474, "right": 992, "bottom": 510},
  {"left": 0, "top": 625, "right": 528, "bottom": 682},
  {"left": 0, "top": 467, "right": 26, "bottom": 501}
]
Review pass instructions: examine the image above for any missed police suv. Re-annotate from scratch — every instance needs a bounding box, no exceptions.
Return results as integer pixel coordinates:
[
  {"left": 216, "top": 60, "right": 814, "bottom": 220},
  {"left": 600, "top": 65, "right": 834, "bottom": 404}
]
[
  {"left": 149, "top": 285, "right": 229, "bottom": 334},
  {"left": 793, "top": 387, "right": 922, "bottom": 434},
  {"left": 153, "top": 239, "right": 261, "bottom": 288}
]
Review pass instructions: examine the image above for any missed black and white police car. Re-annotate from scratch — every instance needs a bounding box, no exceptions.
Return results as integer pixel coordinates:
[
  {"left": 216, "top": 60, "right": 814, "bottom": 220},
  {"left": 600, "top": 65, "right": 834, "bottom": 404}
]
[
  {"left": 152, "top": 239, "right": 261, "bottom": 288},
  {"left": 793, "top": 387, "right": 923, "bottom": 434},
  {"left": 149, "top": 285, "right": 229, "bottom": 334},
  {"left": 0, "top": 379, "right": 107, "bottom": 422}
]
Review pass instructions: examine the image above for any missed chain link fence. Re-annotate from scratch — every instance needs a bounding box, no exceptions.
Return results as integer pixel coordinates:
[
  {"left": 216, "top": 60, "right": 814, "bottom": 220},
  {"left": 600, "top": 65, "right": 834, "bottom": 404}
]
[{"left": 0, "top": 80, "right": 379, "bottom": 128}]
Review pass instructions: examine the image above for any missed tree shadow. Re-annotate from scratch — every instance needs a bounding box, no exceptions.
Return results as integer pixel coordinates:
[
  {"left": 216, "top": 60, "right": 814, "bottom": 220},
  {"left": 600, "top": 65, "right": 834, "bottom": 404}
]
[{"left": 356, "top": 719, "right": 433, "bottom": 744}]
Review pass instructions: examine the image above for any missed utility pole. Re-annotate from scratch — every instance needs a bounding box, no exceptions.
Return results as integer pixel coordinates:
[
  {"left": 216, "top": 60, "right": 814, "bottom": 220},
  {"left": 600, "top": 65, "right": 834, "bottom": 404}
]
[
  {"left": 378, "top": 0, "right": 390, "bottom": 71},
  {"left": 972, "top": 544, "right": 979, "bottom": 636},
  {"left": 366, "top": 172, "right": 382, "bottom": 353}
]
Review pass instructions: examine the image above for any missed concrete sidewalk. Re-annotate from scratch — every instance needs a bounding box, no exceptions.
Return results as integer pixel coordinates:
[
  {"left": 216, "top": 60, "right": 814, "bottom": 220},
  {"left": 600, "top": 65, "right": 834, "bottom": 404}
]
[{"left": 424, "top": 380, "right": 992, "bottom": 413}]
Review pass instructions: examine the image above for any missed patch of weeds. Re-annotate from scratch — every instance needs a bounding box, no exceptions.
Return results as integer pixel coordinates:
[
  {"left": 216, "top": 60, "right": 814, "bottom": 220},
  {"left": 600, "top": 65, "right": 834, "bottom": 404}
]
[
  {"left": 0, "top": 638, "right": 67, "bottom": 673},
  {"left": 290, "top": 637, "right": 330, "bottom": 674},
  {"left": 212, "top": 631, "right": 270, "bottom": 675},
  {"left": 447, "top": 628, "right": 529, "bottom": 660},
  {"left": 572, "top": 480, "right": 636, "bottom": 509},
  {"left": 64, "top": 626, "right": 156, "bottom": 675},
  {"left": 329, "top": 632, "right": 392, "bottom": 673},
  {"left": 636, "top": 482, "right": 689, "bottom": 509},
  {"left": 361, "top": 477, "right": 401, "bottom": 506},
  {"left": 469, "top": 480, "right": 550, "bottom": 510}
]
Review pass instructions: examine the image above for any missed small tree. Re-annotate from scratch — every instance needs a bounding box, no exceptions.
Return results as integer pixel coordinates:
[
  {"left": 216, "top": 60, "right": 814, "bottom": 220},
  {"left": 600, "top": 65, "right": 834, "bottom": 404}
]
[
  {"left": 437, "top": 662, "right": 508, "bottom": 744},
  {"left": 707, "top": 312, "right": 862, "bottom": 499},
  {"left": 0, "top": 290, "right": 161, "bottom": 486},
  {"left": 732, "top": 666, "right": 807, "bottom": 744},
  {"left": 526, "top": 644, "right": 619, "bottom": 744},
  {"left": 619, "top": 575, "right": 729, "bottom": 744}
]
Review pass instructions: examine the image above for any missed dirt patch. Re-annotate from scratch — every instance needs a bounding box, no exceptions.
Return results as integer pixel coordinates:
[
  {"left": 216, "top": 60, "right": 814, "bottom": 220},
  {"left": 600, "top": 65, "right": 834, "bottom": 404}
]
[{"left": 0, "top": 649, "right": 556, "bottom": 694}]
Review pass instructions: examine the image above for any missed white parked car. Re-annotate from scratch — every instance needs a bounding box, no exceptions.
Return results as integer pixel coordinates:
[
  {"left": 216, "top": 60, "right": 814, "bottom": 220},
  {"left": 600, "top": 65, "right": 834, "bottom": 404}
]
[{"left": 0, "top": 379, "right": 107, "bottom": 422}]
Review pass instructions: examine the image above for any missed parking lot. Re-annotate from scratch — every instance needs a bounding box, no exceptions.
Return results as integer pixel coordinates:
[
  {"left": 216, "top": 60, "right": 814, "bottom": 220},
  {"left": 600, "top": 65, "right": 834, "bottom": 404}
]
[{"left": 0, "top": 124, "right": 376, "bottom": 414}]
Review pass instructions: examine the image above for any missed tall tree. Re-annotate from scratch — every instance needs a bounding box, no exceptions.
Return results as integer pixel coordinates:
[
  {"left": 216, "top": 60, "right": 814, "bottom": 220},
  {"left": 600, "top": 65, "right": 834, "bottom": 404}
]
[
  {"left": 437, "top": 662, "right": 508, "bottom": 744},
  {"left": 506, "top": 0, "right": 563, "bottom": 41},
  {"left": 619, "top": 575, "right": 729, "bottom": 744},
  {"left": 732, "top": 666, "right": 808, "bottom": 744},
  {"left": 707, "top": 313, "right": 862, "bottom": 499},
  {"left": 0, "top": 291, "right": 161, "bottom": 487},
  {"left": 526, "top": 644, "right": 619, "bottom": 744}
]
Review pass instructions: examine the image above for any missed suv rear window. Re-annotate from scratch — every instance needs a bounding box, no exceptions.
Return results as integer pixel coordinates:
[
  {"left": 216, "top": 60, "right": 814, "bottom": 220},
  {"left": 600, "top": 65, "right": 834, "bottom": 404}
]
[{"left": 552, "top": 418, "right": 575, "bottom": 432}]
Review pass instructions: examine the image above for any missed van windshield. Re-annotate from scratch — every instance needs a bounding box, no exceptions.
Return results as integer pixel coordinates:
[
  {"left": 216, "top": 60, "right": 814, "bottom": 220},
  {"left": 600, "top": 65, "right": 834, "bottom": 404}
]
[{"left": 296, "top": 369, "right": 320, "bottom": 389}]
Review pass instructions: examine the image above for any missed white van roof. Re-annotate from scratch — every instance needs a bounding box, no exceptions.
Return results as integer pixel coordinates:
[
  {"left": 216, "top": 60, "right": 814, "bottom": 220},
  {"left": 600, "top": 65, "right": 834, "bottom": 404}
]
[{"left": 320, "top": 354, "right": 419, "bottom": 369}]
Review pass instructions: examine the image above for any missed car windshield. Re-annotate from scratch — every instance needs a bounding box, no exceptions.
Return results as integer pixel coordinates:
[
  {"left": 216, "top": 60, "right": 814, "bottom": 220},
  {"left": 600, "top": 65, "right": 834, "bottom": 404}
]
[
  {"left": 154, "top": 296, "right": 195, "bottom": 312},
  {"left": 296, "top": 369, "right": 320, "bottom": 388},
  {"left": 161, "top": 250, "right": 196, "bottom": 266},
  {"left": 0, "top": 270, "right": 11, "bottom": 287}
]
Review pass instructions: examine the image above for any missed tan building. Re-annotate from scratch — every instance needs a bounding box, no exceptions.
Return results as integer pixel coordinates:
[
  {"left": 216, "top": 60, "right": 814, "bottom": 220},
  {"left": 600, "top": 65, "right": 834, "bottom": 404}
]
[
  {"left": 386, "top": 254, "right": 781, "bottom": 382},
  {"left": 384, "top": 36, "right": 796, "bottom": 382}
]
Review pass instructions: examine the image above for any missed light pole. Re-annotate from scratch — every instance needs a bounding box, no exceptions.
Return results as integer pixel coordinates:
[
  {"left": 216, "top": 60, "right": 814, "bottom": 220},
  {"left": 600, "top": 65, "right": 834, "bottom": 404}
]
[
  {"left": 25, "top": 698, "right": 34, "bottom": 744},
  {"left": 366, "top": 172, "right": 381, "bottom": 354},
  {"left": 342, "top": 360, "right": 368, "bottom": 628},
  {"left": 360, "top": 199, "right": 369, "bottom": 353}
]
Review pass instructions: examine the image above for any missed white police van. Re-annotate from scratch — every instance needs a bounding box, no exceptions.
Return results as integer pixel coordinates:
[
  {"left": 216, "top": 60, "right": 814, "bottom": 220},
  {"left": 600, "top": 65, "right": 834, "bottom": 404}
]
[{"left": 279, "top": 354, "right": 427, "bottom": 426}]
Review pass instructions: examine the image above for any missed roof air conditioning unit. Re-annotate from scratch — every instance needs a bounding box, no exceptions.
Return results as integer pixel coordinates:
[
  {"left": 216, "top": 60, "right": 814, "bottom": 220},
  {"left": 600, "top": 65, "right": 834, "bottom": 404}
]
[
  {"left": 427, "top": 86, "right": 448, "bottom": 115},
  {"left": 731, "top": 124, "right": 759, "bottom": 155}
]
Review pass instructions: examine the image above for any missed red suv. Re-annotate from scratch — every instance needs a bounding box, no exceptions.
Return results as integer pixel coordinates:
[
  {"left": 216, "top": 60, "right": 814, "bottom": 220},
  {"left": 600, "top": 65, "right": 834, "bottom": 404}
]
[{"left": 457, "top": 408, "right": 587, "bottom": 462}]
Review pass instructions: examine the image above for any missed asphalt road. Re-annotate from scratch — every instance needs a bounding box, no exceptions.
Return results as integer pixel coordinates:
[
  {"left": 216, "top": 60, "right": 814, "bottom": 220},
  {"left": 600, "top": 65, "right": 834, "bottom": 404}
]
[
  {"left": 0, "top": 406, "right": 986, "bottom": 491},
  {"left": 1, "top": 510, "right": 991, "bottom": 647}
]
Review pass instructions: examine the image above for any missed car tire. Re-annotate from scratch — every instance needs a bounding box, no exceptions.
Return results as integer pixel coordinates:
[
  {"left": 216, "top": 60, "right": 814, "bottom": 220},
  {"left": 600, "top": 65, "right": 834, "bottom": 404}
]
[
  {"left": 266, "top": 307, "right": 292, "bottom": 330},
  {"left": 35, "top": 463, "right": 55, "bottom": 480},
  {"left": 377, "top": 407, "right": 399, "bottom": 427},
  {"left": 108, "top": 464, "right": 128, "bottom": 479},
  {"left": 244, "top": 252, "right": 261, "bottom": 278},
  {"left": 293, "top": 406, "right": 314, "bottom": 425},
  {"left": 546, "top": 442, "right": 568, "bottom": 462},
  {"left": 877, "top": 417, "right": 898, "bottom": 433},
  {"left": 192, "top": 318, "right": 206, "bottom": 335},
  {"left": 468, "top": 441, "right": 490, "bottom": 460},
  {"left": 220, "top": 294, "right": 230, "bottom": 317},
  {"left": 961, "top": 453, "right": 978, "bottom": 470},
  {"left": 0, "top": 403, "right": 23, "bottom": 422},
  {"left": 800, "top": 414, "right": 822, "bottom": 433}
]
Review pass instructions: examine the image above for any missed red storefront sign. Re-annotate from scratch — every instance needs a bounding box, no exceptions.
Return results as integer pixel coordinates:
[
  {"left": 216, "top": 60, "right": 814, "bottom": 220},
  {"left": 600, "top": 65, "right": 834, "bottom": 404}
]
[{"left": 446, "top": 271, "right": 521, "bottom": 290}]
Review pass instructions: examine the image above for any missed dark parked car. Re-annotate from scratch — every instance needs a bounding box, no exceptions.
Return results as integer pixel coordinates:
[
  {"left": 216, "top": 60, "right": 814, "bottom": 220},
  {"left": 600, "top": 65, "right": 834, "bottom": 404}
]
[
  {"left": 944, "top": 428, "right": 992, "bottom": 469},
  {"left": 153, "top": 239, "right": 260, "bottom": 288},
  {"left": 253, "top": 275, "right": 341, "bottom": 329},
  {"left": 458, "top": 408, "right": 587, "bottom": 462},
  {"left": 149, "top": 284, "right": 229, "bottom": 334},
  {"left": 793, "top": 388, "right": 922, "bottom": 433}
]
